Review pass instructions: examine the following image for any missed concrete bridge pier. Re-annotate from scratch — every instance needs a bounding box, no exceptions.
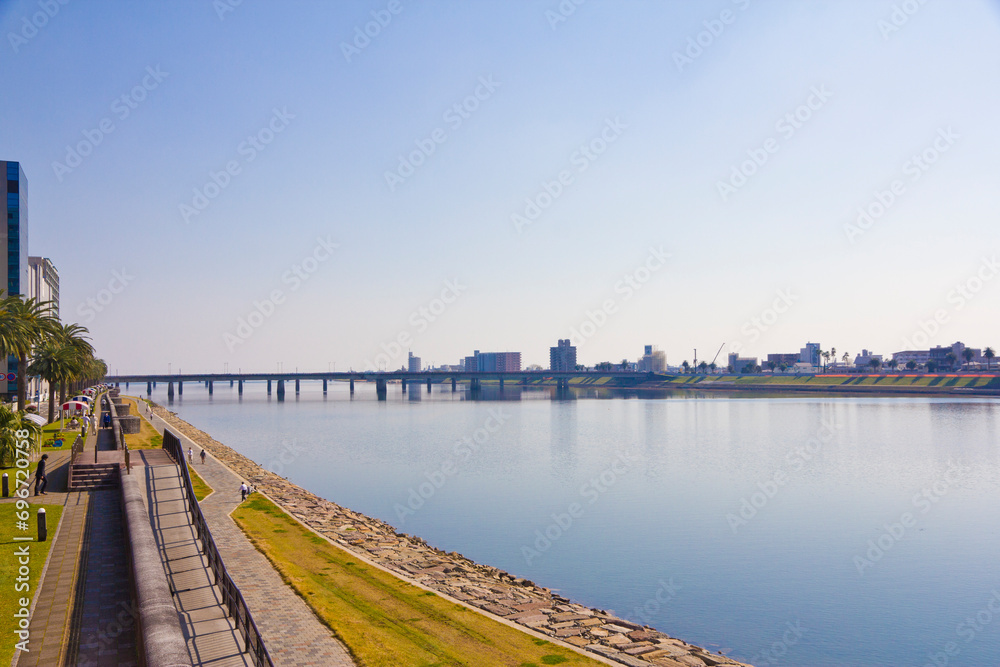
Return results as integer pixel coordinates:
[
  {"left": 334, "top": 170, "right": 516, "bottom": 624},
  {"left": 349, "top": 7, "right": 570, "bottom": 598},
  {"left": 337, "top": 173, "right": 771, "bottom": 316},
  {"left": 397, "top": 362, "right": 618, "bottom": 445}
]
[
  {"left": 322, "top": 379, "right": 327, "bottom": 393},
  {"left": 208, "top": 381, "right": 213, "bottom": 395},
  {"left": 295, "top": 379, "right": 300, "bottom": 394},
  {"left": 499, "top": 377, "right": 504, "bottom": 390},
  {"left": 471, "top": 378, "right": 481, "bottom": 392},
  {"left": 167, "top": 381, "right": 174, "bottom": 399},
  {"left": 451, "top": 378, "right": 456, "bottom": 392},
  {"left": 277, "top": 379, "right": 285, "bottom": 400},
  {"left": 238, "top": 380, "right": 243, "bottom": 395},
  {"left": 401, "top": 379, "right": 407, "bottom": 393},
  {"left": 178, "top": 381, "right": 183, "bottom": 396},
  {"left": 125, "top": 381, "right": 129, "bottom": 389},
  {"left": 230, "top": 380, "right": 234, "bottom": 387},
  {"left": 376, "top": 379, "right": 387, "bottom": 400},
  {"left": 426, "top": 377, "right": 432, "bottom": 392},
  {"left": 147, "top": 381, "right": 152, "bottom": 395},
  {"left": 267, "top": 379, "right": 272, "bottom": 395},
  {"left": 349, "top": 379, "right": 354, "bottom": 394}
]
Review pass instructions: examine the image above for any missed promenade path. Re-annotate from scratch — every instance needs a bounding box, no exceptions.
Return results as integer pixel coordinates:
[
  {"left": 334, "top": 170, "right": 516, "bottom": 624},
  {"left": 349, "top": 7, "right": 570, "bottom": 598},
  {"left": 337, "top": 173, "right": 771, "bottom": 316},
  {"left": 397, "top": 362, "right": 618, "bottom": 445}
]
[
  {"left": 140, "top": 399, "right": 357, "bottom": 667},
  {"left": 11, "top": 407, "right": 137, "bottom": 667}
]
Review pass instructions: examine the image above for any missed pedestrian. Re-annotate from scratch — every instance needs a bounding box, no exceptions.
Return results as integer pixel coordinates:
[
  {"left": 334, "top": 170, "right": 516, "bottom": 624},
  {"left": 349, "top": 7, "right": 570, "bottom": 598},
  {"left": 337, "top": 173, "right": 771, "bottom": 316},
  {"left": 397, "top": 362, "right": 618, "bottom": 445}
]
[
  {"left": 188, "top": 447, "right": 193, "bottom": 463},
  {"left": 239, "top": 482, "right": 249, "bottom": 501},
  {"left": 200, "top": 449, "right": 206, "bottom": 464},
  {"left": 35, "top": 454, "right": 48, "bottom": 496},
  {"left": 102, "top": 412, "right": 110, "bottom": 429}
]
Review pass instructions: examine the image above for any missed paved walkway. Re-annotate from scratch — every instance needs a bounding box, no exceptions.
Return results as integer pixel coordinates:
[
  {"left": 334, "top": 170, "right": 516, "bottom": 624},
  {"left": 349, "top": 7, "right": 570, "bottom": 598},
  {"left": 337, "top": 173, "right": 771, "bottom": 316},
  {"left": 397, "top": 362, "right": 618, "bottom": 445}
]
[
  {"left": 141, "top": 398, "right": 357, "bottom": 666},
  {"left": 133, "top": 448, "right": 251, "bottom": 666},
  {"left": 15, "top": 403, "right": 138, "bottom": 667}
]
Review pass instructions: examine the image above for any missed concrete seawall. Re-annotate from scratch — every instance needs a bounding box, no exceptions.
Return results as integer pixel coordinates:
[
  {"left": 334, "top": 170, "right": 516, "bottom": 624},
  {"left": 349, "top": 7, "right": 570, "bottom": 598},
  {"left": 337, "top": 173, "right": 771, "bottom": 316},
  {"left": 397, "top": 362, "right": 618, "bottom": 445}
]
[{"left": 147, "top": 401, "right": 751, "bottom": 667}]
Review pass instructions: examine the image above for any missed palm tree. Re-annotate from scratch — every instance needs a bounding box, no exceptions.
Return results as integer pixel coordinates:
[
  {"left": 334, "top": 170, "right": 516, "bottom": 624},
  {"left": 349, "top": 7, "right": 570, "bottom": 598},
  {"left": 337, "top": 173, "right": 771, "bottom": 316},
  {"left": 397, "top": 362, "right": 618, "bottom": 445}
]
[
  {"left": 945, "top": 352, "right": 957, "bottom": 372},
  {"left": 886, "top": 358, "right": 898, "bottom": 371},
  {"left": 869, "top": 357, "right": 882, "bottom": 372},
  {"left": 962, "top": 348, "right": 974, "bottom": 369},
  {"left": 56, "top": 323, "right": 94, "bottom": 402},
  {"left": 4, "top": 295, "right": 58, "bottom": 410},
  {"left": 830, "top": 347, "right": 837, "bottom": 368},
  {"left": 709, "top": 362, "right": 717, "bottom": 373},
  {"left": 28, "top": 340, "right": 75, "bottom": 423},
  {"left": 985, "top": 347, "right": 995, "bottom": 371},
  {"left": 906, "top": 360, "right": 917, "bottom": 370},
  {"left": 682, "top": 360, "right": 690, "bottom": 374},
  {"left": 842, "top": 352, "right": 850, "bottom": 366},
  {"left": 822, "top": 351, "right": 831, "bottom": 373},
  {"left": 621, "top": 359, "right": 629, "bottom": 371},
  {"left": 0, "top": 404, "right": 42, "bottom": 466}
]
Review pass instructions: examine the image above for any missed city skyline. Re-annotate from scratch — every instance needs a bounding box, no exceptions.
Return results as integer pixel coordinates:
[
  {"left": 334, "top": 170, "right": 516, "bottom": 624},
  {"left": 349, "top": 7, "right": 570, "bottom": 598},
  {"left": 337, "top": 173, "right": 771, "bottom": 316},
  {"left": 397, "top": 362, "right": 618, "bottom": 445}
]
[{"left": 2, "top": 1, "right": 999, "bottom": 374}]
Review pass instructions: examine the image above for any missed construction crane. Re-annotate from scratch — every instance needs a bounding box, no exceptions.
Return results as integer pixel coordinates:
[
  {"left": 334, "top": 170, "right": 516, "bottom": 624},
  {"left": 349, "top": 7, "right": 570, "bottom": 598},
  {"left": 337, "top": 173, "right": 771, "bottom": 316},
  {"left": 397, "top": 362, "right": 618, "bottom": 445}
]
[{"left": 709, "top": 343, "right": 726, "bottom": 369}]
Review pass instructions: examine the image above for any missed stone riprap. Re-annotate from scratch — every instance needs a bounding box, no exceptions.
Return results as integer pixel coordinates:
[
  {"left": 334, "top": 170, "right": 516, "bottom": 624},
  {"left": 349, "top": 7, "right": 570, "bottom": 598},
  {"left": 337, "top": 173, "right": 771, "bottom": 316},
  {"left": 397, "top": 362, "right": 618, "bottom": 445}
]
[{"left": 149, "top": 403, "right": 750, "bottom": 667}]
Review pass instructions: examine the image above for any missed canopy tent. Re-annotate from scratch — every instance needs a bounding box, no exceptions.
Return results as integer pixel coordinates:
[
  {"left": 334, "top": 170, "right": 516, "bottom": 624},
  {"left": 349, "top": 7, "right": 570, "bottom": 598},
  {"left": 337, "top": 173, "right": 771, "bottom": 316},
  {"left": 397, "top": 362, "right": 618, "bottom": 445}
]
[{"left": 23, "top": 413, "right": 46, "bottom": 427}]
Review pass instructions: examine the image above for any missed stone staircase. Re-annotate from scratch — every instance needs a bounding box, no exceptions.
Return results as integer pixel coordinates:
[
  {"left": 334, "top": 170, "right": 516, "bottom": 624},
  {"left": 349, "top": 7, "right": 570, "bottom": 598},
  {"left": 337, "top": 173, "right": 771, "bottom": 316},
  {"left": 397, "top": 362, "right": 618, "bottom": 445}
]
[{"left": 69, "top": 463, "right": 120, "bottom": 490}]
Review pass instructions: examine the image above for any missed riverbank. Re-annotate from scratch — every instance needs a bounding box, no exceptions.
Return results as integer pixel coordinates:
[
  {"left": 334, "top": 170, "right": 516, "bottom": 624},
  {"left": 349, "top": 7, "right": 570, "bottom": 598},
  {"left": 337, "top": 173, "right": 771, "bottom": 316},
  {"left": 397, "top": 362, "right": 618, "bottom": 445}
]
[
  {"left": 640, "top": 372, "right": 1000, "bottom": 396},
  {"left": 147, "top": 400, "right": 750, "bottom": 667}
]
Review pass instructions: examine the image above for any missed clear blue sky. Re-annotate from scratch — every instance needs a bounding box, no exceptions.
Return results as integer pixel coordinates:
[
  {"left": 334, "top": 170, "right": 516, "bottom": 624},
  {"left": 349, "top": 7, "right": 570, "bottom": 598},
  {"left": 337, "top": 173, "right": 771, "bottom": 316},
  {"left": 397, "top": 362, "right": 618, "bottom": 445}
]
[{"left": 2, "top": 0, "right": 998, "bottom": 373}]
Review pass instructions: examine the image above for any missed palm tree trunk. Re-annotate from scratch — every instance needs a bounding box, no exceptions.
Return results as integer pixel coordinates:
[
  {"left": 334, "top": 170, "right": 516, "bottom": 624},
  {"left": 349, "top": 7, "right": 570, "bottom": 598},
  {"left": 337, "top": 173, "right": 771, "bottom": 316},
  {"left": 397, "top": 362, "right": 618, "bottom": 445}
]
[
  {"left": 48, "top": 382, "right": 55, "bottom": 423},
  {"left": 17, "top": 353, "right": 26, "bottom": 411}
]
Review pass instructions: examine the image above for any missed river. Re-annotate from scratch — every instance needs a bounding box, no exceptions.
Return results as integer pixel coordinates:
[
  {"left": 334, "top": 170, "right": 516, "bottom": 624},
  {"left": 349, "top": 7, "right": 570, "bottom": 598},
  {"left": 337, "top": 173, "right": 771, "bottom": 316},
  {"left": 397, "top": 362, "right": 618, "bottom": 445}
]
[{"left": 136, "top": 380, "right": 1000, "bottom": 666}]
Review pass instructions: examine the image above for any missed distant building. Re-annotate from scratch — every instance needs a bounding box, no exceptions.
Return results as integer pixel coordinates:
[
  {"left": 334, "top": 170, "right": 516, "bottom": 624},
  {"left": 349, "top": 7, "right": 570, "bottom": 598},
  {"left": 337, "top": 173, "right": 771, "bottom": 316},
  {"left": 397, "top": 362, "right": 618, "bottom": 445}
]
[
  {"left": 766, "top": 353, "right": 800, "bottom": 367},
  {"left": 407, "top": 351, "right": 421, "bottom": 372},
  {"left": 854, "top": 349, "right": 883, "bottom": 368},
  {"left": 28, "top": 257, "right": 59, "bottom": 317},
  {"left": 800, "top": 342, "right": 821, "bottom": 366},
  {"left": 892, "top": 350, "right": 931, "bottom": 366},
  {"left": 2, "top": 161, "right": 28, "bottom": 398},
  {"left": 728, "top": 353, "right": 758, "bottom": 373},
  {"left": 465, "top": 350, "right": 521, "bottom": 372},
  {"left": 638, "top": 345, "right": 666, "bottom": 373},
  {"left": 550, "top": 339, "right": 577, "bottom": 371}
]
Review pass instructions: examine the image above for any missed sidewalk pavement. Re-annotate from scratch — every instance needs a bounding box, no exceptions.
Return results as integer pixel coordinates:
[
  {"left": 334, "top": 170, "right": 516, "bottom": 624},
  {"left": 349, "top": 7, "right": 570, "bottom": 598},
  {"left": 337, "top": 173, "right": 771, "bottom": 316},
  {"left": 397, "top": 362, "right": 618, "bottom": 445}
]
[{"left": 141, "top": 398, "right": 357, "bottom": 666}]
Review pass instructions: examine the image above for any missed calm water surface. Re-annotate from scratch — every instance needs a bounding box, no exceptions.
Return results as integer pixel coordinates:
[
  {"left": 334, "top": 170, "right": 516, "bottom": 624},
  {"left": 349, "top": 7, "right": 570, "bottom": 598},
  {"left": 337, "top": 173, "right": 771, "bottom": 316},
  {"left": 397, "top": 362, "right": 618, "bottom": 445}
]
[{"left": 137, "top": 381, "right": 1000, "bottom": 666}]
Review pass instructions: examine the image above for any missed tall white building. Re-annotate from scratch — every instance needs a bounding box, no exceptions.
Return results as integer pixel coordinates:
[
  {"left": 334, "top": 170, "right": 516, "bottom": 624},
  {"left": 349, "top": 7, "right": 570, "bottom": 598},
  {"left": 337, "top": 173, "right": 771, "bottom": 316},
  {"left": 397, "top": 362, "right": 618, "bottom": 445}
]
[{"left": 28, "top": 256, "right": 59, "bottom": 317}]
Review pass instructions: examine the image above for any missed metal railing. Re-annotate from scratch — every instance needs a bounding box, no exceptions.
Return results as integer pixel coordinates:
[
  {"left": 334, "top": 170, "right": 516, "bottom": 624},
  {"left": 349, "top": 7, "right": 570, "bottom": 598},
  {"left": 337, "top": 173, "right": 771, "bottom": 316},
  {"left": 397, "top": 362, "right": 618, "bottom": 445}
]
[{"left": 162, "top": 429, "right": 273, "bottom": 667}]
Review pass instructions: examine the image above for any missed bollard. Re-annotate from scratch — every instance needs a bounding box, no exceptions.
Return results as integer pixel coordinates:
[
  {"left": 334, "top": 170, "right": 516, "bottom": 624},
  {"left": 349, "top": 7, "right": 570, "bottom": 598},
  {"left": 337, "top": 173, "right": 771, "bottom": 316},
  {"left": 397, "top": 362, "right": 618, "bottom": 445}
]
[
  {"left": 37, "top": 508, "right": 47, "bottom": 542},
  {"left": 2, "top": 472, "right": 7, "bottom": 497}
]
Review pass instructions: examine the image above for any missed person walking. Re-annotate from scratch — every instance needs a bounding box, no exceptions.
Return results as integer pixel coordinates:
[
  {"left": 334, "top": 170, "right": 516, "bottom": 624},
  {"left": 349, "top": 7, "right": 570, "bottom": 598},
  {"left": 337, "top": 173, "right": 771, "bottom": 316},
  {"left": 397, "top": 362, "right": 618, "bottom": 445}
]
[
  {"left": 188, "top": 447, "right": 193, "bottom": 463},
  {"left": 102, "top": 412, "right": 111, "bottom": 429},
  {"left": 200, "top": 449, "right": 206, "bottom": 464},
  {"left": 239, "top": 482, "right": 249, "bottom": 501},
  {"left": 34, "top": 454, "right": 48, "bottom": 495}
]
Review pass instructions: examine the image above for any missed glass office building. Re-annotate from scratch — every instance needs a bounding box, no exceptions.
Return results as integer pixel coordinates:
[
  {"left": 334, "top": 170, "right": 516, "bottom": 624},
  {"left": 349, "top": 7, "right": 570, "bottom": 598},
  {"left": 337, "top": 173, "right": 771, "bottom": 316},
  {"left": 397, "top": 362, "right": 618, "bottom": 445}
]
[{"left": 2, "top": 161, "right": 30, "bottom": 396}]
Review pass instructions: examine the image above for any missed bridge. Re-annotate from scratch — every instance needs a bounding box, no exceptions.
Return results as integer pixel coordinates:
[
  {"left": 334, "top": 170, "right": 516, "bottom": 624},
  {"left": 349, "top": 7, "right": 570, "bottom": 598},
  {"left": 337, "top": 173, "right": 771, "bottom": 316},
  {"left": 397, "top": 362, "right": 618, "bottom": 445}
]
[{"left": 103, "top": 371, "right": 653, "bottom": 400}]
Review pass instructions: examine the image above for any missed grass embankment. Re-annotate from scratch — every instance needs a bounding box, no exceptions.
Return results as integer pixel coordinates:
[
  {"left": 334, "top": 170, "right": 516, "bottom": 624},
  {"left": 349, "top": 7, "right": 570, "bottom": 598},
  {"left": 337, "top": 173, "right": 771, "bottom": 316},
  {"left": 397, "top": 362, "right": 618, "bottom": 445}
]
[
  {"left": 120, "top": 398, "right": 162, "bottom": 449},
  {"left": 187, "top": 464, "right": 212, "bottom": 501},
  {"left": 232, "top": 495, "right": 601, "bottom": 667},
  {"left": 0, "top": 502, "right": 63, "bottom": 665}
]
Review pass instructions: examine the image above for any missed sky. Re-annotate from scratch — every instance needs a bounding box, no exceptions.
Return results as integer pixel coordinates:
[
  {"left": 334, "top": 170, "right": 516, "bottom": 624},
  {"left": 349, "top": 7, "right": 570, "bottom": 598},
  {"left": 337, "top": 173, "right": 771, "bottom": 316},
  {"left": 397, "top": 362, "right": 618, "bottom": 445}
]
[{"left": 1, "top": 0, "right": 998, "bottom": 374}]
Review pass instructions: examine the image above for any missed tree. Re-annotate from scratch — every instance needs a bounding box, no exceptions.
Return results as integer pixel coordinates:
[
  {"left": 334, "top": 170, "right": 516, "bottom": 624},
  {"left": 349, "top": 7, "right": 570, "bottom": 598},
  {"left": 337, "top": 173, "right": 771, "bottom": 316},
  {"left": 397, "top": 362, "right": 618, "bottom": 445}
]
[
  {"left": 963, "top": 348, "right": 974, "bottom": 369},
  {"left": 28, "top": 340, "right": 75, "bottom": 423},
  {"left": 698, "top": 361, "right": 708, "bottom": 373},
  {"left": 906, "top": 360, "right": 917, "bottom": 370},
  {"left": 779, "top": 363, "right": 788, "bottom": 373},
  {"left": 886, "top": 358, "right": 898, "bottom": 370},
  {"left": 0, "top": 404, "right": 42, "bottom": 467},
  {"left": 4, "top": 295, "right": 58, "bottom": 410},
  {"left": 842, "top": 352, "right": 850, "bottom": 366},
  {"left": 709, "top": 362, "right": 717, "bottom": 373},
  {"left": 869, "top": 357, "right": 882, "bottom": 372},
  {"left": 682, "top": 361, "right": 690, "bottom": 374},
  {"left": 985, "top": 347, "right": 995, "bottom": 371},
  {"left": 945, "top": 352, "right": 957, "bottom": 371},
  {"left": 927, "top": 361, "right": 938, "bottom": 373},
  {"left": 621, "top": 359, "right": 629, "bottom": 371},
  {"left": 767, "top": 360, "right": 777, "bottom": 373},
  {"left": 830, "top": 347, "right": 837, "bottom": 368},
  {"left": 822, "top": 351, "right": 830, "bottom": 373}
]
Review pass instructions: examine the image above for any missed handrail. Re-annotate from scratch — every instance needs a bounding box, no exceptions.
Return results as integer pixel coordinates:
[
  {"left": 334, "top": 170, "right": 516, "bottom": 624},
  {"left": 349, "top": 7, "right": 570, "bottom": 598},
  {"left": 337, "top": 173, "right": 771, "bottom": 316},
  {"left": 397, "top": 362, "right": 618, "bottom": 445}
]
[{"left": 162, "top": 429, "right": 274, "bottom": 667}]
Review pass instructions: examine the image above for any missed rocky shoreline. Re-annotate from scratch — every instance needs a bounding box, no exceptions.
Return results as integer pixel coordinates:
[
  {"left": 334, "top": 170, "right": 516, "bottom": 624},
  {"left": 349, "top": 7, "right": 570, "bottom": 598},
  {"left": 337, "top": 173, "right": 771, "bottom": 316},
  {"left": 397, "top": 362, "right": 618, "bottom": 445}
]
[{"left": 148, "top": 402, "right": 750, "bottom": 667}]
